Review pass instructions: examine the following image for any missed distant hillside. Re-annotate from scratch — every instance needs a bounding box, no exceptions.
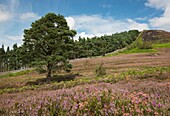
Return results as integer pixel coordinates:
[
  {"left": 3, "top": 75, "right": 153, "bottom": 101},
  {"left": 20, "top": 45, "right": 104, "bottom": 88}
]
[{"left": 140, "top": 30, "right": 170, "bottom": 43}]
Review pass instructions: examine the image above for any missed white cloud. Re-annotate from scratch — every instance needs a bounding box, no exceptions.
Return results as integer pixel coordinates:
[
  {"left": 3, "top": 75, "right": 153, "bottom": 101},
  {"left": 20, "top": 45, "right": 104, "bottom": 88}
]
[
  {"left": 0, "top": 0, "right": 20, "bottom": 22},
  {"left": 145, "top": 0, "right": 168, "bottom": 9},
  {"left": 0, "top": 0, "right": 40, "bottom": 49},
  {"left": 0, "top": 34, "right": 23, "bottom": 49},
  {"left": 68, "top": 15, "right": 124, "bottom": 34},
  {"left": 66, "top": 14, "right": 149, "bottom": 39},
  {"left": 135, "top": 17, "right": 148, "bottom": 21},
  {"left": 0, "top": 5, "right": 12, "bottom": 22},
  {"left": 127, "top": 19, "right": 149, "bottom": 31},
  {"left": 102, "top": 4, "right": 112, "bottom": 8},
  {"left": 146, "top": 0, "right": 170, "bottom": 31},
  {"left": 5, "top": 35, "right": 24, "bottom": 41},
  {"left": 19, "top": 12, "right": 40, "bottom": 21},
  {"left": 74, "top": 32, "right": 102, "bottom": 40},
  {"left": 66, "top": 17, "right": 76, "bottom": 29}
]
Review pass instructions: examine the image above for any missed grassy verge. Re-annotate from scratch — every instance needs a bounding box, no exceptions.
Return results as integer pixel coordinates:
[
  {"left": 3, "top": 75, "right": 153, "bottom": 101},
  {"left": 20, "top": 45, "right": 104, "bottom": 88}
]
[
  {"left": 116, "top": 48, "right": 156, "bottom": 54},
  {"left": 121, "top": 66, "right": 170, "bottom": 79},
  {"left": 105, "top": 48, "right": 156, "bottom": 57},
  {"left": 153, "top": 43, "right": 170, "bottom": 48},
  {"left": 105, "top": 42, "right": 170, "bottom": 57},
  {"left": 0, "top": 70, "right": 32, "bottom": 78}
]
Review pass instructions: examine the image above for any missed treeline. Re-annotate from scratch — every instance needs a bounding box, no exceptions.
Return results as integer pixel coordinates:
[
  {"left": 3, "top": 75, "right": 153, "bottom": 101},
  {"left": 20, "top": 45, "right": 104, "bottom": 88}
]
[
  {"left": 73, "top": 30, "right": 139, "bottom": 58},
  {"left": 0, "top": 44, "right": 30, "bottom": 72},
  {"left": 0, "top": 30, "right": 139, "bottom": 72}
]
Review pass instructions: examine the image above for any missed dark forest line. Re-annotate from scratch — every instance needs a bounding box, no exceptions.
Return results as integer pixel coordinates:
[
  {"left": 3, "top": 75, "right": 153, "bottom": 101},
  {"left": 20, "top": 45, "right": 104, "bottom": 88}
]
[{"left": 0, "top": 30, "right": 139, "bottom": 72}]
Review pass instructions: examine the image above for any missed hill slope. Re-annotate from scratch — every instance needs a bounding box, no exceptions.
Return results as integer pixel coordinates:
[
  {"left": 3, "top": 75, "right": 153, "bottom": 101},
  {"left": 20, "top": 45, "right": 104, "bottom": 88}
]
[
  {"left": 140, "top": 30, "right": 170, "bottom": 43},
  {"left": 0, "top": 30, "right": 169, "bottom": 115}
]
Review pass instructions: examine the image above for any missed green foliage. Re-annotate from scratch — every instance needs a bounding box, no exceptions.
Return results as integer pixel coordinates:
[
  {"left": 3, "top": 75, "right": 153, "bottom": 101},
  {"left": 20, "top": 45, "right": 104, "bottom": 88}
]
[
  {"left": 0, "top": 66, "right": 169, "bottom": 94},
  {"left": 76, "top": 30, "right": 140, "bottom": 58},
  {"left": 95, "top": 63, "right": 106, "bottom": 77},
  {"left": 139, "top": 42, "right": 153, "bottom": 49},
  {"left": 23, "top": 13, "right": 76, "bottom": 78},
  {"left": 129, "top": 37, "right": 153, "bottom": 49},
  {"left": 0, "top": 70, "right": 32, "bottom": 78},
  {"left": 64, "top": 63, "right": 72, "bottom": 73},
  {"left": 153, "top": 43, "right": 170, "bottom": 48},
  {"left": 119, "top": 48, "right": 156, "bottom": 54},
  {"left": 35, "top": 66, "right": 46, "bottom": 74},
  {"left": 107, "top": 34, "right": 155, "bottom": 57},
  {"left": 121, "top": 66, "right": 170, "bottom": 80},
  {"left": 0, "top": 27, "right": 139, "bottom": 73},
  {"left": 0, "top": 45, "right": 5, "bottom": 69},
  {"left": 105, "top": 48, "right": 156, "bottom": 57},
  {"left": 0, "top": 43, "right": 31, "bottom": 72},
  {"left": 100, "top": 74, "right": 125, "bottom": 83}
]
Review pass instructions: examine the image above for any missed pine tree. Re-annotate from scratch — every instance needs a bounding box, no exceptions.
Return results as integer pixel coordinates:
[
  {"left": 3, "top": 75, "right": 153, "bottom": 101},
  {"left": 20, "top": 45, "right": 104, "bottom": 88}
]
[
  {"left": 23, "top": 13, "right": 76, "bottom": 78},
  {"left": 0, "top": 45, "right": 5, "bottom": 72}
]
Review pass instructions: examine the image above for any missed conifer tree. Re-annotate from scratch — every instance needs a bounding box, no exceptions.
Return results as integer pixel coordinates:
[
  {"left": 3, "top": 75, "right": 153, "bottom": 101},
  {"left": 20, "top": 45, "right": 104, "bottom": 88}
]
[{"left": 23, "top": 13, "right": 76, "bottom": 78}]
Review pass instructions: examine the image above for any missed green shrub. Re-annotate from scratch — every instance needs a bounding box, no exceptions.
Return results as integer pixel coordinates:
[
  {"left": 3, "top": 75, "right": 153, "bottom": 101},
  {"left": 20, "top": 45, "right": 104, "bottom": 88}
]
[
  {"left": 95, "top": 63, "right": 106, "bottom": 77},
  {"left": 129, "top": 37, "right": 153, "bottom": 49},
  {"left": 139, "top": 42, "right": 153, "bottom": 49},
  {"left": 35, "top": 66, "right": 46, "bottom": 74}
]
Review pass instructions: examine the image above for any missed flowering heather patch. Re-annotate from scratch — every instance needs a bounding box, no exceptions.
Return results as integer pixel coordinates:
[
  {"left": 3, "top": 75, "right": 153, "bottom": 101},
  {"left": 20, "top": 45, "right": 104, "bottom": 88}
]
[
  {"left": 0, "top": 66, "right": 169, "bottom": 94},
  {"left": 0, "top": 83, "right": 169, "bottom": 116}
]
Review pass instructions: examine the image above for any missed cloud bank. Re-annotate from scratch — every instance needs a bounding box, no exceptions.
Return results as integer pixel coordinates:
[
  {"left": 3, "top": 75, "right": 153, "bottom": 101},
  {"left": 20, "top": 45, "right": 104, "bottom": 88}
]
[
  {"left": 1, "top": 0, "right": 170, "bottom": 48},
  {"left": 19, "top": 12, "right": 40, "bottom": 22},
  {"left": 0, "top": 0, "right": 40, "bottom": 48},
  {"left": 66, "top": 15, "right": 149, "bottom": 39},
  {"left": 146, "top": 0, "right": 170, "bottom": 31},
  {"left": 0, "top": 4, "right": 12, "bottom": 22}
]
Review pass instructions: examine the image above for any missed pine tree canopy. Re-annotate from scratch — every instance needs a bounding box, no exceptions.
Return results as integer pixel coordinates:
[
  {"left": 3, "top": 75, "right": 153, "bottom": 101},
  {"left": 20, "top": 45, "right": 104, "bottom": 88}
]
[{"left": 23, "top": 13, "right": 77, "bottom": 78}]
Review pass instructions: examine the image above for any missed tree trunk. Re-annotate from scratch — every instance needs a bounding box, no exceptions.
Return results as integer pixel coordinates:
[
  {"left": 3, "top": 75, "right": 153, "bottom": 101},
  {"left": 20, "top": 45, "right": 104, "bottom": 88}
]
[{"left": 47, "top": 63, "right": 52, "bottom": 78}]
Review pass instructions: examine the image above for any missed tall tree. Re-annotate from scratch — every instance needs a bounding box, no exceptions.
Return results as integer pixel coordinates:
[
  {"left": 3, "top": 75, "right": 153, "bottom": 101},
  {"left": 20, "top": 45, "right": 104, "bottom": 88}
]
[
  {"left": 0, "top": 45, "right": 5, "bottom": 72},
  {"left": 23, "top": 13, "right": 76, "bottom": 78},
  {"left": 5, "top": 46, "right": 10, "bottom": 71},
  {"left": 9, "top": 43, "right": 19, "bottom": 70}
]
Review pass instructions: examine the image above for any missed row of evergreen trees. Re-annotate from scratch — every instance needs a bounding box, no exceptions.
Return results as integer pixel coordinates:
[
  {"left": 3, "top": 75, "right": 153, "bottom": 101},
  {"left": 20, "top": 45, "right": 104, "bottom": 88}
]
[
  {"left": 0, "top": 30, "right": 139, "bottom": 72},
  {"left": 0, "top": 44, "right": 29, "bottom": 72},
  {"left": 73, "top": 30, "right": 139, "bottom": 58}
]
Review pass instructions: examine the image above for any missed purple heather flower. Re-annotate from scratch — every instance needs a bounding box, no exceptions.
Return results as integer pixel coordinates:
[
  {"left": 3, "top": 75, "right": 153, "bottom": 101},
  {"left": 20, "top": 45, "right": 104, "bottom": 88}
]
[
  {"left": 152, "top": 101, "right": 156, "bottom": 106},
  {"left": 157, "top": 103, "right": 162, "bottom": 108}
]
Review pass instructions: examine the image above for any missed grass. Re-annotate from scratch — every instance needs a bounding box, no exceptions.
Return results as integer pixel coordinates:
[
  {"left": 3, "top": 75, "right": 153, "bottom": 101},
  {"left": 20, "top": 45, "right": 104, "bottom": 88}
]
[
  {"left": 0, "top": 70, "right": 33, "bottom": 78},
  {"left": 105, "top": 42, "right": 170, "bottom": 57},
  {"left": 121, "top": 66, "right": 170, "bottom": 80},
  {"left": 105, "top": 48, "right": 157, "bottom": 57},
  {"left": 0, "top": 47, "right": 169, "bottom": 115},
  {"left": 117, "top": 48, "right": 156, "bottom": 54},
  {"left": 0, "top": 66, "right": 169, "bottom": 94},
  {"left": 153, "top": 43, "right": 170, "bottom": 48},
  {"left": 0, "top": 42, "right": 169, "bottom": 94}
]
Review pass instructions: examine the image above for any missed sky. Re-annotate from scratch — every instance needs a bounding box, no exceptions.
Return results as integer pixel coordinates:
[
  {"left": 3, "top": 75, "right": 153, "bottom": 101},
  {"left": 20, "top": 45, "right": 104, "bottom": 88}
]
[{"left": 0, "top": 0, "right": 170, "bottom": 48}]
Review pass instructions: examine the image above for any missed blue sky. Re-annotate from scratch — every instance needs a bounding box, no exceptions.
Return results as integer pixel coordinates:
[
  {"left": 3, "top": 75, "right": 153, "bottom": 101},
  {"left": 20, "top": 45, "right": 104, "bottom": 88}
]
[{"left": 0, "top": 0, "right": 170, "bottom": 48}]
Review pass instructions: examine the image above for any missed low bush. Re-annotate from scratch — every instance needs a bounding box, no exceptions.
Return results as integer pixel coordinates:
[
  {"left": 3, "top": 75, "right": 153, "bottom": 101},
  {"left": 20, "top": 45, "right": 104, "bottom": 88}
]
[
  {"left": 95, "top": 63, "right": 106, "bottom": 77},
  {"left": 129, "top": 37, "right": 153, "bottom": 49},
  {"left": 2, "top": 87, "right": 169, "bottom": 115},
  {"left": 139, "top": 42, "right": 153, "bottom": 49},
  {"left": 35, "top": 66, "right": 46, "bottom": 74}
]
